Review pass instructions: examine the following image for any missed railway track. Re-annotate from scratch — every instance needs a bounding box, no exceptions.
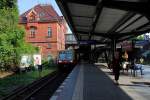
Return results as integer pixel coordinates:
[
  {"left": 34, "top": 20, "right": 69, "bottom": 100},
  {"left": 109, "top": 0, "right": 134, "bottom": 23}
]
[{"left": 2, "top": 70, "right": 70, "bottom": 100}]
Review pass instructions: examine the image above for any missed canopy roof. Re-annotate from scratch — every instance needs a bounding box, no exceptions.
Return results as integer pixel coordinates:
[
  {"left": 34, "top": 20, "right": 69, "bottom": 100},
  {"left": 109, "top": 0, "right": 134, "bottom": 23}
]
[{"left": 56, "top": 0, "right": 150, "bottom": 45}]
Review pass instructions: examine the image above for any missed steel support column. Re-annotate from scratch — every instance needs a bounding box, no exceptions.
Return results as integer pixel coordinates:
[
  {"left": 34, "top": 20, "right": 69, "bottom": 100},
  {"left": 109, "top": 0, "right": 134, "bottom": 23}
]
[{"left": 112, "top": 39, "right": 116, "bottom": 60}]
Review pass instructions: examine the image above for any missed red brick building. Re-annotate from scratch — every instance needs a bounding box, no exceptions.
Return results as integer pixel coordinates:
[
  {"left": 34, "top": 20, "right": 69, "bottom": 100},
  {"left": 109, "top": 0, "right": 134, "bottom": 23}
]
[{"left": 19, "top": 4, "right": 67, "bottom": 60}]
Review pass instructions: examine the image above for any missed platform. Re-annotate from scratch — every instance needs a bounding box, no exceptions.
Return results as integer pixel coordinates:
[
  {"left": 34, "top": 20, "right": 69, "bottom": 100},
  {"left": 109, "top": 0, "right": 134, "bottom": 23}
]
[{"left": 50, "top": 63, "right": 134, "bottom": 100}]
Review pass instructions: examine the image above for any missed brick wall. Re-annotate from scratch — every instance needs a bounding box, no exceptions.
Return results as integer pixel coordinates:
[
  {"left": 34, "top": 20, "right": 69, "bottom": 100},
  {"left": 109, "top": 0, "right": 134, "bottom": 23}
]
[{"left": 20, "top": 21, "right": 66, "bottom": 60}]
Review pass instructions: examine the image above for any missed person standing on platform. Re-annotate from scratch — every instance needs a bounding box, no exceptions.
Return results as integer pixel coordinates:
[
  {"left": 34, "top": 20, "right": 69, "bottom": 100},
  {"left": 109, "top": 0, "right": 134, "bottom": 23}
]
[
  {"left": 139, "top": 57, "right": 144, "bottom": 75},
  {"left": 112, "top": 51, "right": 121, "bottom": 85},
  {"left": 140, "top": 57, "right": 144, "bottom": 64}
]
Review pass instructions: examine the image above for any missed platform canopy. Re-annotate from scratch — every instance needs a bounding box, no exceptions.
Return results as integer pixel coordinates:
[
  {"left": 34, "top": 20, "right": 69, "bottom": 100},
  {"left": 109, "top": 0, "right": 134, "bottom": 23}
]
[{"left": 56, "top": 0, "right": 150, "bottom": 45}]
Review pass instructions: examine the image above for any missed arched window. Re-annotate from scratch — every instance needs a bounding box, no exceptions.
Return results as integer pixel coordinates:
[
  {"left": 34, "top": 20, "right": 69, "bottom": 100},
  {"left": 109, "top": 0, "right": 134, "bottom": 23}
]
[
  {"left": 30, "top": 26, "right": 37, "bottom": 38},
  {"left": 47, "top": 27, "right": 52, "bottom": 37}
]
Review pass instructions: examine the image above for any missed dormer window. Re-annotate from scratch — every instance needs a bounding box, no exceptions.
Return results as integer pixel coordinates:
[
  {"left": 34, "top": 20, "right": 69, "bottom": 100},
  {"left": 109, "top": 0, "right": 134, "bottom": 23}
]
[
  {"left": 39, "top": 12, "right": 45, "bottom": 17},
  {"left": 22, "top": 17, "right": 27, "bottom": 22},
  {"left": 29, "top": 15, "right": 36, "bottom": 22},
  {"left": 28, "top": 10, "right": 37, "bottom": 22}
]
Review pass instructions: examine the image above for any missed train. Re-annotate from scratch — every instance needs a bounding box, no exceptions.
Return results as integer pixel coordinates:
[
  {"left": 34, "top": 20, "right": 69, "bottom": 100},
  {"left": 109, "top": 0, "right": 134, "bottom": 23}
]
[{"left": 57, "top": 49, "right": 78, "bottom": 71}]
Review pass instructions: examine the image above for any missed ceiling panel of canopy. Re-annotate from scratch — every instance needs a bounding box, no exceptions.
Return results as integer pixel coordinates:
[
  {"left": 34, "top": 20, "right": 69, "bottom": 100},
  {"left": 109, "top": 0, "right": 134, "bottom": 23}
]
[{"left": 56, "top": 0, "right": 150, "bottom": 45}]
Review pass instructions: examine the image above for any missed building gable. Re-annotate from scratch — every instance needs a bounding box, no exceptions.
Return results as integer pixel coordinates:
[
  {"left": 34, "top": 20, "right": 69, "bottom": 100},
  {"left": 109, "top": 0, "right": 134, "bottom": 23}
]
[{"left": 19, "top": 4, "right": 62, "bottom": 23}]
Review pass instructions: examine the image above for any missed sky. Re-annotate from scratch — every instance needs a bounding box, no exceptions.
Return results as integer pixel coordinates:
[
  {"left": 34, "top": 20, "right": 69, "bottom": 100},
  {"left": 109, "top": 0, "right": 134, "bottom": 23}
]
[
  {"left": 18, "top": 0, "right": 62, "bottom": 15},
  {"left": 18, "top": 0, "right": 71, "bottom": 33}
]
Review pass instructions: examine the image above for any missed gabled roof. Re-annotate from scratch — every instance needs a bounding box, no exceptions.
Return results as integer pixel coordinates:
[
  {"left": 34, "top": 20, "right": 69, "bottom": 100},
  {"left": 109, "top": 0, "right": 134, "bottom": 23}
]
[
  {"left": 19, "top": 4, "right": 62, "bottom": 23},
  {"left": 56, "top": 0, "right": 150, "bottom": 45}
]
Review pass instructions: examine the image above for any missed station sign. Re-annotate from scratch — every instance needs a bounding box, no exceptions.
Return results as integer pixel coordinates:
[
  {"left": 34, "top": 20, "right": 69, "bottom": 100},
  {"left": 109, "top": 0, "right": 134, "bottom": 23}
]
[
  {"left": 135, "top": 40, "right": 149, "bottom": 46},
  {"left": 121, "top": 41, "right": 132, "bottom": 51},
  {"left": 79, "top": 40, "right": 97, "bottom": 45}
]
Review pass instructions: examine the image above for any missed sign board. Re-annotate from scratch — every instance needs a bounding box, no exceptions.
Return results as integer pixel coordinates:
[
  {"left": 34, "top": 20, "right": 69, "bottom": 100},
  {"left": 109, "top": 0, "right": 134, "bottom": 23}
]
[
  {"left": 33, "top": 54, "right": 41, "bottom": 66},
  {"left": 135, "top": 40, "right": 149, "bottom": 46},
  {"left": 20, "top": 55, "right": 31, "bottom": 68},
  {"left": 79, "top": 40, "right": 96, "bottom": 44},
  {"left": 121, "top": 41, "right": 132, "bottom": 51}
]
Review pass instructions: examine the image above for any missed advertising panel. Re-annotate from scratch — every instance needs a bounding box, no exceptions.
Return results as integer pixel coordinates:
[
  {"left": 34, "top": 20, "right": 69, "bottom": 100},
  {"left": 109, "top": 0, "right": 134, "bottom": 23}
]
[{"left": 33, "top": 54, "right": 41, "bottom": 66}]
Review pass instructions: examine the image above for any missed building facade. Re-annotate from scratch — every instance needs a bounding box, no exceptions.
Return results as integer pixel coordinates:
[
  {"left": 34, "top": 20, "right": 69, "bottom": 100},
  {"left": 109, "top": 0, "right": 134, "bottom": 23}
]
[{"left": 19, "top": 4, "right": 67, "bottom": 60}]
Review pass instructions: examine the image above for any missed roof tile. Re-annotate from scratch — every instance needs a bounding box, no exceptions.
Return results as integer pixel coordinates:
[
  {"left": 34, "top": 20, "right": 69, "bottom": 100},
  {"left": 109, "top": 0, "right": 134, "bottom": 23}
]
[{"left": 19, "top": 4, "right": 62, "bottom": 23}]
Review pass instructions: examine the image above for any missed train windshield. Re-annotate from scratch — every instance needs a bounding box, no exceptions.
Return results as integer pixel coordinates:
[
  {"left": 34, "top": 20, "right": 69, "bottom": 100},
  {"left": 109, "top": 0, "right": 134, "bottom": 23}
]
[{"left": 59, "top": 50, "right": 73, "bottom": 61}]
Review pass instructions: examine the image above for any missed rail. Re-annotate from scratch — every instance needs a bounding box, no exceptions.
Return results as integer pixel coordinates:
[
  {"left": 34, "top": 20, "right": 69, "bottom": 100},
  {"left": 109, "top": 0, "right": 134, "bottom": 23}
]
[{"left": 2, "top": 71, "right": 58, "bottom": 100}]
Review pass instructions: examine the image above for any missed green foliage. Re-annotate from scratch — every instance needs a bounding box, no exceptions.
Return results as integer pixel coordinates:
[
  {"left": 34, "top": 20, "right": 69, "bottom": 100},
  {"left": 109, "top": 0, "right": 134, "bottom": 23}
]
[
  {"left": 0, "top": 68, "right": 56, "bottom": 97},
  {"left": 0, "top": 0, "right": 17, "bottom": 9},
  {"left": 0, "top": 0, "right": 38, "bottom": 70},
  {"left": 136, "top": 35, "right": 144, "bottom": 40}
]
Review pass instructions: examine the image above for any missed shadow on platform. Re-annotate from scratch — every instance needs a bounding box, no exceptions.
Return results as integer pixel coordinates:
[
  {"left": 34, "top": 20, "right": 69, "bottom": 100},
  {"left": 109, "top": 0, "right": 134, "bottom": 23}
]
[{"left": 83, "top": 64, "right": 133, "bottom": 100}]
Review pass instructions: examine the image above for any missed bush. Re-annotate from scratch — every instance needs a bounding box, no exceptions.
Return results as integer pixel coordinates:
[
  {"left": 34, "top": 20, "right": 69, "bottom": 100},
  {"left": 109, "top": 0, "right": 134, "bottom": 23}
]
[{"left": 42, "top": 60, "right": 57, "bottom": 69}]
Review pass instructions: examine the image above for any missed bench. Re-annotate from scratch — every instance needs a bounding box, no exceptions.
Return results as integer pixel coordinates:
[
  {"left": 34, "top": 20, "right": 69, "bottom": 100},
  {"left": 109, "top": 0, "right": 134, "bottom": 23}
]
[{"left": 131, "top": 64, "right": 144, "bottom": 76}]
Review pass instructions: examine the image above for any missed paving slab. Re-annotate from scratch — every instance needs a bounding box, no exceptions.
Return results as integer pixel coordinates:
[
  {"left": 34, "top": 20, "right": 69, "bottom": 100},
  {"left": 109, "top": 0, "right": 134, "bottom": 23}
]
[
  {"left": 50, "top": 63, "right": 134, "bottom": 100},
  {"left": 97, "top": 63, "right": 150, "bottom": 100}
]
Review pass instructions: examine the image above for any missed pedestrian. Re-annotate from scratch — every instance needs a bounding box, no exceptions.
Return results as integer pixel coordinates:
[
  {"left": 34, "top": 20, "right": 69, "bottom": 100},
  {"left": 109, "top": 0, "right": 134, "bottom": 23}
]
[
  {"left": 139, "top": 57, "right": 144, "bottom": 75},
  {"left": 140, "top": 57, "right": 144, "bottom": 64},
  {"left": 112, "top": 51, "right": 121, "bottom": 85}
]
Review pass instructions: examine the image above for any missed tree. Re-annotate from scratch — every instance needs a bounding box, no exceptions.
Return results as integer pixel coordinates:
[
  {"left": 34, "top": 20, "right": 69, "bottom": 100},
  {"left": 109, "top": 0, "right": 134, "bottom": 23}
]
[
  {"left": 0, "top": 0, "right": 38, "bottom": 71},
  {"left": 136, "top": 35, "right": 144, "bottom": 40}
]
